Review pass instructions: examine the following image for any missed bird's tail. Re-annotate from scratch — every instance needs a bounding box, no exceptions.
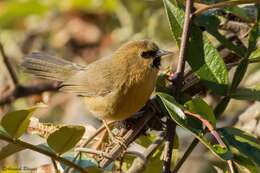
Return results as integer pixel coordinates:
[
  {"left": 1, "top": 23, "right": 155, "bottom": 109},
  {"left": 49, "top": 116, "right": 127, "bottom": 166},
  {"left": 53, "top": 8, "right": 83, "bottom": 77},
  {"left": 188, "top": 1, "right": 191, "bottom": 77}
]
[{"left": 22, "top": 52, "right": 85, "bottom": 81}]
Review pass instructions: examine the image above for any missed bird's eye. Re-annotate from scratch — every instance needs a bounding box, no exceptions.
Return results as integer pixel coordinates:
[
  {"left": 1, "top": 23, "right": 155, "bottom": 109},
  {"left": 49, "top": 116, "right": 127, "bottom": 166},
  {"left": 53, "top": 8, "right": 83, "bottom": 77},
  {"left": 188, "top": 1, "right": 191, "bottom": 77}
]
[{"left": 141, "top": 50, "right": 157, "bottom": 59}]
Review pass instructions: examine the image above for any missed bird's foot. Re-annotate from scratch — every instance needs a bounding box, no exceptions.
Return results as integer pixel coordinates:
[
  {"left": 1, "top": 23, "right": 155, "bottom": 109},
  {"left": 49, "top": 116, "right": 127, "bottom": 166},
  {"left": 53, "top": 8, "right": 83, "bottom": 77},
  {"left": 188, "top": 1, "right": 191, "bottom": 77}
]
[{"left": 109, "top": 134, "right": 127, "bottom": 150}]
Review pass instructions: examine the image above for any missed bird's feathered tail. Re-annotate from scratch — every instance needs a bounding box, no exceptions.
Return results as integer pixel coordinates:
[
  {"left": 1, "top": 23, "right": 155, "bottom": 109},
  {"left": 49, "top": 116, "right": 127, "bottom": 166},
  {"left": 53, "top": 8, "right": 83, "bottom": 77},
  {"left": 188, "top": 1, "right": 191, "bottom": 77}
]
[{"left": 22, "top": 52, "right": 85, "bottom": 81}]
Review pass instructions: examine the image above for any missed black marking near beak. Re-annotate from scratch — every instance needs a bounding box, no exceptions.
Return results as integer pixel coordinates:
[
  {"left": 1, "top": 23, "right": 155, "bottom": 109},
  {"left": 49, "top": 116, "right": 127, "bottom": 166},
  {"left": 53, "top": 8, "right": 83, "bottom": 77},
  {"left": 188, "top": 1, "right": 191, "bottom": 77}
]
[
  {"left": 155, "top": 49, "right": 174, "bottom": 58},
  {"left": 151, "top": 50, "right": 174, "bottom": 69}
]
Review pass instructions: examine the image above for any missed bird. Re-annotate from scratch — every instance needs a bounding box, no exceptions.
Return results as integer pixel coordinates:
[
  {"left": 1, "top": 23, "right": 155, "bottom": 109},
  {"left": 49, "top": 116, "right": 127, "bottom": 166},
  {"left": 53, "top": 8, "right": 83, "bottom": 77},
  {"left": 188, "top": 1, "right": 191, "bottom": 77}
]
[{"left": 22, "top": 40, "right": 173, "bottom": 145}]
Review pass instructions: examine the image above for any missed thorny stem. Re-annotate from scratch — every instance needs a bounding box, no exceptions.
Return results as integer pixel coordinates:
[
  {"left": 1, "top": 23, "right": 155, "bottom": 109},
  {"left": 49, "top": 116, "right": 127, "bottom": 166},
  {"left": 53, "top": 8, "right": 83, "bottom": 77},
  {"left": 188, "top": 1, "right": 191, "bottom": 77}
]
[{"left": 163, "top": 1, "right": 194, "bottom": 173}]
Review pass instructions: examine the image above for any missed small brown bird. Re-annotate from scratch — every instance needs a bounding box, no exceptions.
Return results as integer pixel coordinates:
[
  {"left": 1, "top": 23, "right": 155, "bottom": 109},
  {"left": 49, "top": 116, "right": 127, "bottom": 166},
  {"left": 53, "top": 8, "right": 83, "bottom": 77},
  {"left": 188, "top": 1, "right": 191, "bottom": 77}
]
[{"left": 22, "top": 40, "right": 173, "bottom": 142}]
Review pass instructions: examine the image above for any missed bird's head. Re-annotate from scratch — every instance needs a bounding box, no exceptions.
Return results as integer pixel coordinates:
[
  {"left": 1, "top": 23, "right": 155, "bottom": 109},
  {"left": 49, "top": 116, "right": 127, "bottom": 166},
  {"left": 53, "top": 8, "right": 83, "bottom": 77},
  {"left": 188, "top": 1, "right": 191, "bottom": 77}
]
[{"left": 114, "top": 40, "right": 173, "bottom": 69}]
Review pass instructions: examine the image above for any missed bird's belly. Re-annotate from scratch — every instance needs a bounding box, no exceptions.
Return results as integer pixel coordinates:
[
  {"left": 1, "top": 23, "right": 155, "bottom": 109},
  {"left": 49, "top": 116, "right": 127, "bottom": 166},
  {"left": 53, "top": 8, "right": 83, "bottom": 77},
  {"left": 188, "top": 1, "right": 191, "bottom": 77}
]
[{"left": 84, "top": 71, "right": 157, "bottom": 121}]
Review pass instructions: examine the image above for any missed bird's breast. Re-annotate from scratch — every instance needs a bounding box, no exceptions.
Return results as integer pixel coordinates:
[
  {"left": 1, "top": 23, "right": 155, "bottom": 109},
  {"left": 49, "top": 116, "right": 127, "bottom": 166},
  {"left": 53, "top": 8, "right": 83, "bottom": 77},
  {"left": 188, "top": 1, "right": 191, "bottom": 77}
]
[{"left": 84, "top": 63, "right": 158, "bottom": 121}]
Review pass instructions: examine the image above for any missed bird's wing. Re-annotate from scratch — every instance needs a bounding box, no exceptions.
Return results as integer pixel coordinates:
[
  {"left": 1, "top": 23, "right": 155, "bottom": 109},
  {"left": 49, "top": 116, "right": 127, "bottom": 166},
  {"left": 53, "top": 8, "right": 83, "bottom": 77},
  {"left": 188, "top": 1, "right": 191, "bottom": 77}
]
[{"left": 60, "top": 57, "right": 126, "bottom": 97}]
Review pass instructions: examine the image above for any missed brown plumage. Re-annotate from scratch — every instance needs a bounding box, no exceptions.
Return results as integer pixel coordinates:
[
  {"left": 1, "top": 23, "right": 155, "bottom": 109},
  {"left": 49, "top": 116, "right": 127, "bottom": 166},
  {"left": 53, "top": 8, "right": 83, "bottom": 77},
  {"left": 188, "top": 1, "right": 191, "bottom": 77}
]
[{"left": 22, "top": 40, "right": 173, "bottom": 121}]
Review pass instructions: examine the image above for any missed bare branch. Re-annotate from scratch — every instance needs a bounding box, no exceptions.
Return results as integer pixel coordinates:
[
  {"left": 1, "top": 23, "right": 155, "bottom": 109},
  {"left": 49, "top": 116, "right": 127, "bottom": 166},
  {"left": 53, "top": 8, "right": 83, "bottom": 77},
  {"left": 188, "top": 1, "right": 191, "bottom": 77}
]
[
  {"left": 0, "top": 82, "right": 60, "bottom": 105},
  {"left": 0, "top": 42, "right": 18, "bottom": 86}
]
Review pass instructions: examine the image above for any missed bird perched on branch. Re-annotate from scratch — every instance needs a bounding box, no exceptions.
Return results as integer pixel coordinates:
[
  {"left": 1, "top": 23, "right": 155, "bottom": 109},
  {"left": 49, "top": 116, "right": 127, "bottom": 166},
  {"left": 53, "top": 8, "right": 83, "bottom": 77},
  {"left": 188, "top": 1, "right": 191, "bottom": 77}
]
[{"left": 22, "top": 40, "right": 173, "bottom": 144}]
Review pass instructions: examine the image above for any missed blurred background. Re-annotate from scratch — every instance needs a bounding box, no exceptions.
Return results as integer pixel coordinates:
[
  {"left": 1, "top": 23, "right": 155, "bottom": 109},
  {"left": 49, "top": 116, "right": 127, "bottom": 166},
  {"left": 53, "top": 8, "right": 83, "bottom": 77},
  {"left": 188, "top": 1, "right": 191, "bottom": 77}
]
[{"left": 0, "top": 0, "right": 259, "bottom": 173}]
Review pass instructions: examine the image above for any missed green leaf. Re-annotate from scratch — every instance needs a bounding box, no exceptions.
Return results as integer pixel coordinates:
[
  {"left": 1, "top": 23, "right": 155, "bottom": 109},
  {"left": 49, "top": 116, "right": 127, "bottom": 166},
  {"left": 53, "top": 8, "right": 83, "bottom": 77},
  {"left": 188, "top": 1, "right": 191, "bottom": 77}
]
[
  {"left": 233, "top": 154, "right": 260, "bottom": 173},
  {"left": 0, "top": 143, "right": 24, "bottom": 161},
  {"left": 1, "top": 108, "right": 36, "bottom": 139},
  {"left": 164, "top": 0, "right": 229, "bottom": 94},
  {"left": 249, "top": 48, "right": 260, "bottom": 61},
  {"left": 163, "top": 0, "right": 183, "bottom": 46},
  {"left": 47, "top": 125, "right": 85, "bottom": 155},
  {"left": 185, "top": 98, "right": 216, "bottom": 126},
  {"left": 187, "top": 27, "right": 229, "bottom": 95},
  {"left": 194, "top": 14, "right": 246, "bottom": 56},
  {"left": 230, "top": 86, "right": 260, "bottom": 101},
  {"left": 219, "top": 127, "right": 260, "bottom": 165},
  {"left": 156, "top": 92, "right": 186, "bottom": 119},
  {"left": 156, "top": 93, "right": 232, "bottom": 160},
  {"left": 212, "top": 144, "right": 233, "bottom": 161}
]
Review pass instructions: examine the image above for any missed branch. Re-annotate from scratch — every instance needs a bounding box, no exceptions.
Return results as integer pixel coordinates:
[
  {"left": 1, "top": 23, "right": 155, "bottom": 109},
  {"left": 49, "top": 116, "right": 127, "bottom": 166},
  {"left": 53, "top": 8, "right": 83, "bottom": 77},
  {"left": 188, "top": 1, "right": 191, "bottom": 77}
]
[
  {"left": 126, "top": 131, "right": 165, "bottom": 173},
  {"left": 0, "top": 82, "right": 60, "bottom": 105},
  {"left": 0, "top": 42, "right": 18, "bottom": 86},
  {"left": 98, "top": 109, "right": 155, "bottom": 168},
  {"left": 194, "top": 0, "right": 258, "bottom": 16},
  {"left": 163, "top": 1, "right": 194, "bottom": 173}
]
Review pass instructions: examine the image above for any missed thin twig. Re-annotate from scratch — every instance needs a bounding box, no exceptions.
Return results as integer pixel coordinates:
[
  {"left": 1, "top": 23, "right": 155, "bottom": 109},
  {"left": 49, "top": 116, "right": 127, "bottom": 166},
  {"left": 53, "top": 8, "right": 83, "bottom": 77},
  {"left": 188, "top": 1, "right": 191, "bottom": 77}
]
[
  {"left": 163, "top": 1, "right": 194, "bottom": 173},
  {"left": 194, "top": 0, "right": 258, "bottom": 16},
  {"left": 172, "top": 138, "right": 198, "bottom": 173},
  {"left": 174, "top": 0, "right": 194, "bottom": 98},
  {"left": 75, "top": 148, "right": 113, "bottom": 159},
  {"left": 0, "top": 42, "right": 18, "bottom": 86},
  {"left": 51, "top": 159, "right": 59, "bottom": 173}
]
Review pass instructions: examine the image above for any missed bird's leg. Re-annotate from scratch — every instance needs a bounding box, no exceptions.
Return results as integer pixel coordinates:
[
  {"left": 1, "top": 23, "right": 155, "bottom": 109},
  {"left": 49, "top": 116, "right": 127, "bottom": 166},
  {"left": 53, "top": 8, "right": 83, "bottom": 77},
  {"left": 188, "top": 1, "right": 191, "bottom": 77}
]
[{"left": 102, "top": 119, "right": 127, "bottom": 149}]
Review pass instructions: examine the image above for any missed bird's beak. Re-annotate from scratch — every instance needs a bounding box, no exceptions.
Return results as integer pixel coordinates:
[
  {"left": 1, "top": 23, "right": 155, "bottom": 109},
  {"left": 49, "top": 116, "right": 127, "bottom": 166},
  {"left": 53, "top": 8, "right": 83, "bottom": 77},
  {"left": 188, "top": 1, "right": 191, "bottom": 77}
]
[{"left": 155, "top": 49, "right": 174, "bottom": 58}]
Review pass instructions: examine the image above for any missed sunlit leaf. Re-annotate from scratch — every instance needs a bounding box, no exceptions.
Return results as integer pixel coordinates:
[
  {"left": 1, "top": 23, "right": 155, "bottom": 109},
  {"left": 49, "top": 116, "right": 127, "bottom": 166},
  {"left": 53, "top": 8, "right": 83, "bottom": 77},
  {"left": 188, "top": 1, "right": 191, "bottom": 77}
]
[
  {"left": 187, "top": 27, "right": 229, "bottom": 95},
  {"left": 47, "top": 125, "right": 85, "bottom": 155},
  {"left": 249, "top": 48, "right": 260, "bottom": 61},
  {"left": 185, "top": 98, "right": 216, "bottom": 127},
  {"left": 156, "top": 92, "right": 186, "bottom": 119},
  {"left": 163, "top": 0, "right": 183, "bottom": 46},
  {"left": 156, "top": 93, "right": 232, "bottom": 160},
  {"left": 1, "top": 108, "right": 36, "bottom": 139}
]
